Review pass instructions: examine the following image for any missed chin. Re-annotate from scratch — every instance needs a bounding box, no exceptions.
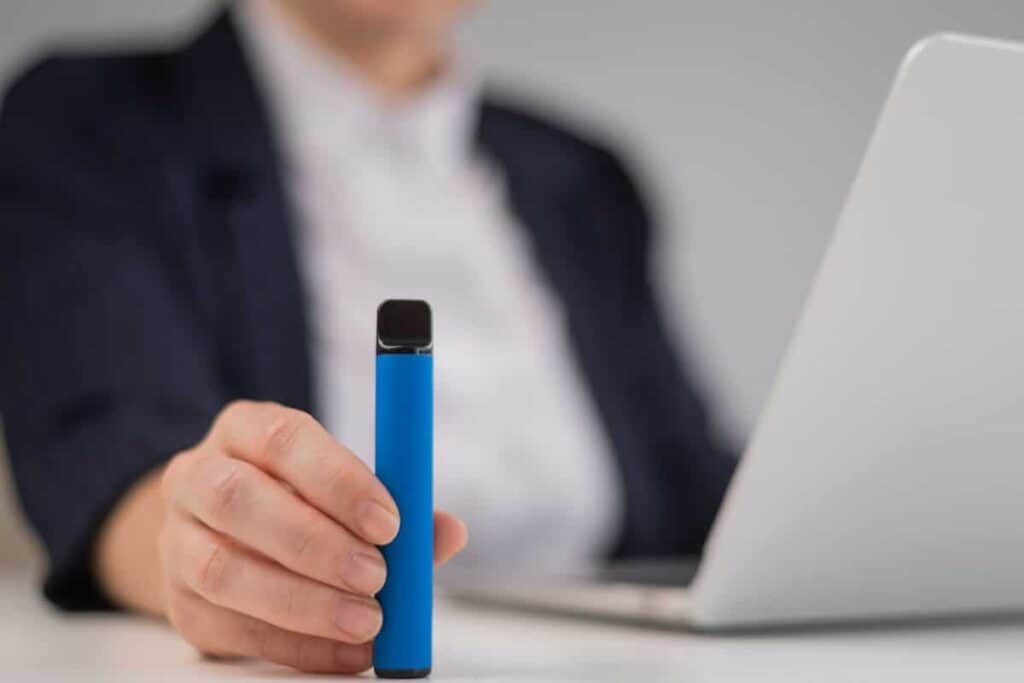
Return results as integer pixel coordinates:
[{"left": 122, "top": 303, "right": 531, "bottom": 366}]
[{"left": 312, "top": 0, "right": 473, "bottom": 37}]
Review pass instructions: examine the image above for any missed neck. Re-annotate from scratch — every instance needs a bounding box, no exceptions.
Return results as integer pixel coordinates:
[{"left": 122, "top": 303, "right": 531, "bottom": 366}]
[{"left": 273, "top": 5, "right": 448, "bottom": 101}]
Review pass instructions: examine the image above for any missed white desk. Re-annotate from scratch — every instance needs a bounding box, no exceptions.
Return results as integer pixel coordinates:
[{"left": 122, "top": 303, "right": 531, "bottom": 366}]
[{"left": 2, "top": 572, "right": 1023, "bottom": 682}]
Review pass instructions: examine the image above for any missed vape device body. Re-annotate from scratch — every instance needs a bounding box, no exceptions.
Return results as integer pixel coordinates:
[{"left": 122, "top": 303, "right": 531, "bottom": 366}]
[{"left": 373, "top": 300, "right": 433, "bottom": 679}]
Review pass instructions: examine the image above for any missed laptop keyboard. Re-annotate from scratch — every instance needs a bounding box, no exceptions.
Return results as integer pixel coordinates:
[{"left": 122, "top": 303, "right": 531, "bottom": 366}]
[{"left": 593, "top": 557, "right": 700, "bottom": 588}]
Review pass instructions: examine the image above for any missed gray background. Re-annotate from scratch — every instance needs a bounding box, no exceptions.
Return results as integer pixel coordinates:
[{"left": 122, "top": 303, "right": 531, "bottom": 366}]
[{"left": 1, "top": 1, "right": 1023, "bottom": 564}]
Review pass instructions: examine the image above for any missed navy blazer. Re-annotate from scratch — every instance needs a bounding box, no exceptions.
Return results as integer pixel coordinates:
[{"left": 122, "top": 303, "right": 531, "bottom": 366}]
[{"left": 0, "top": 12, "right": 735, "bottom": 610}]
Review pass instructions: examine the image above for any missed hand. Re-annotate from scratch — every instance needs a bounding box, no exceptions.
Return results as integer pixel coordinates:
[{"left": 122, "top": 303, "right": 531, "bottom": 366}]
[{"left": 158, "top": 400, "right": 467, "bottom": 673}]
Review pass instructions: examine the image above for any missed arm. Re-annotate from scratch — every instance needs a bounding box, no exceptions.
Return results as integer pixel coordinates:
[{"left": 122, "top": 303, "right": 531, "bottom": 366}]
[
  {"left": 582, "top": 147, "right": 737, "bottom": 556},
  {"left": 0, "top": 58, "right": 223, "bottom": 610},
  {"left": 0, "top": 61, "right": 466, "bottom": 673},
  {"left": 94, "top": 468, "right": 166, "bottom": 616},
  {"left": 93, "top": 401, "right": 466, "bottom": 673}
]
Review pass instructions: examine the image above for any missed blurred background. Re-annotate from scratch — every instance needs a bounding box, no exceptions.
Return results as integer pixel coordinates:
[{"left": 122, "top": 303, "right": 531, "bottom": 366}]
[{"left": 2, "top": 0, "right": 1023, "bottom": 568}]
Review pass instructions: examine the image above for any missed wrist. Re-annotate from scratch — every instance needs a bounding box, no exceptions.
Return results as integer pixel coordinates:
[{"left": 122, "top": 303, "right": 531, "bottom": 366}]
[{"left": 93, "top": 467, "right": 168, "bottom": 617}]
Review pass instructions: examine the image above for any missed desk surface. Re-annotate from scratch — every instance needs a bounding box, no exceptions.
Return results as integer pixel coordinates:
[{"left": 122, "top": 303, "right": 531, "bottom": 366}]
[{"left": 3, "top": 572, "right": 1023, "bottom": 682}]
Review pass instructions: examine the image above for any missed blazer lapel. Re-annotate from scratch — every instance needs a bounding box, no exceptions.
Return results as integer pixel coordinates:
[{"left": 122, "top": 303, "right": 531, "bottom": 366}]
[{"left": 173, "top": 12, "right": 314, "bottom": 414}]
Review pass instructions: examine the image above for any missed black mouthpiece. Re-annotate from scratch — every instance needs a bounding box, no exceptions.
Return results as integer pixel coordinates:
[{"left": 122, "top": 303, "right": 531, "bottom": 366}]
[{"left": 377, "top": 300, "right": 432, "bottom": 355}]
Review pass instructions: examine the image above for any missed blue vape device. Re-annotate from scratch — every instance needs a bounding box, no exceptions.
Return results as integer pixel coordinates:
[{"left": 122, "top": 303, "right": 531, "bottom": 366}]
[{"left": 374, "top": 300, "right": 433, "bottom": 679}]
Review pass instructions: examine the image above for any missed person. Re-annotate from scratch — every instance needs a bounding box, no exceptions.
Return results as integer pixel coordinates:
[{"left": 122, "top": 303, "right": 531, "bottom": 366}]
[{"left": 0, "top": 0, "right": 735, "bottom": 674}]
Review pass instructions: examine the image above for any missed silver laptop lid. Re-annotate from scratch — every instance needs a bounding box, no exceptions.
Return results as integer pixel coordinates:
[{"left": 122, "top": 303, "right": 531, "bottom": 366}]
[{"left": 691, "top": 34, "right": 1024, "bottom": 628}]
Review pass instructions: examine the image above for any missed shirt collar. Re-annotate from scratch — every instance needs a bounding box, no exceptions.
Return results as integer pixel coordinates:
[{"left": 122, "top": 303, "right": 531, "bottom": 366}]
[{"left": 234, "top": 0, "right": 480, "bottom": 173}]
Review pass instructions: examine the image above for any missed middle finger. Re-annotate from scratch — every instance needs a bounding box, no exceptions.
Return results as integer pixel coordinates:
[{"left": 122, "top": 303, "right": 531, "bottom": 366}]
[{"left": 176, "top": 453, "right": 387, "bottom": 596}]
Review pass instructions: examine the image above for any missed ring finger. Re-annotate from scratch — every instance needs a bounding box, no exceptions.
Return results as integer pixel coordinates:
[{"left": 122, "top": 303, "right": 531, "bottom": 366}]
[
  {"left": 171, "top": 452, "right": 386, "bottom": 596},
  {"left": 169, "top": 515, "right": 382, "bottom": 644}
]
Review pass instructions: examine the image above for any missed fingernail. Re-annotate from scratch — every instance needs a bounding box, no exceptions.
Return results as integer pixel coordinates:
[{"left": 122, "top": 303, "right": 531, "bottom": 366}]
[
  {"left": 357, "top": 500, "right": 400, "bottom": 544},
  {"left": 343, "top": 551, "right": 387, "bottom": 595},
  {"left": 336, "top": 597, "right": 382, "bottom": 642}
]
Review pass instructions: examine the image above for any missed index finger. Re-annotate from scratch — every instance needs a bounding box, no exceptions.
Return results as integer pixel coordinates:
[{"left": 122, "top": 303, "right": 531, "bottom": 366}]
[{"left": 206, "top": 401, "right": 400, "bottom": 545}]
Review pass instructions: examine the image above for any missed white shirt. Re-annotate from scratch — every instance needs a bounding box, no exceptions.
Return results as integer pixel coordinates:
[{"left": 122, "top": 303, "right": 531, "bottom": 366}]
[{"left": 236, "top": 1, "right": 621, "bottom": 570}]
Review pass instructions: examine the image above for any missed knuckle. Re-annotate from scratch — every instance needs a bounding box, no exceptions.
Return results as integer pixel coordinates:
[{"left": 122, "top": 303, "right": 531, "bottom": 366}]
[
  {"left": 280, "top": 578, "right": 303, "bottom": 622},
  {"left": 165, "top": 588, "right": 240, "bottom": 660},
  {"left": 256, "top": 627, "right": 303, "bottom": 670},
  {"left": 321, "top": 459, "right": 352, "bottom": 500},
  {"left": 217, "top": 399, "right": 254, "bottom": 427},
  {"left": 164, "top": 594, "right": 187, "bottom": 632},
  {"left": 261, "top": 410, "right": 310, "bottom": 465},
  {"left": 161, "top": 450, "right": 193, "bottom": 502},
  {"left": 291, "top": 512, "right": 322, "bottom": 562},
  {"left": 166, "top": 593, "right": 225, "bottom": 659},
  {"left": 247, "top": 618, "right": 273, "bottom": 661},
  {"left": 294, "top": 637, "right": 321, "bottom": 672},
  {"left": 194, "top": 539, "right": 233, "bottom": 597},
  {"left": 213, "top": 400, "right": 278, "bottom": 440},
  {"left": 205, "top": 461, "right": 245, "bottom": 523},
  {"left": 166, "top": 594, "right": 199, "bottom": 641}
]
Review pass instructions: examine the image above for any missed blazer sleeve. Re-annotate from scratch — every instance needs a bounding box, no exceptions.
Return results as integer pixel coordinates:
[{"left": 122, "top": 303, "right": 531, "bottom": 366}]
[
  {"left": 584, "top": 146, "right": 738, "bottom": 557},
  {"left": 0, "top": 61, "right": 225, "bottom": 610}
]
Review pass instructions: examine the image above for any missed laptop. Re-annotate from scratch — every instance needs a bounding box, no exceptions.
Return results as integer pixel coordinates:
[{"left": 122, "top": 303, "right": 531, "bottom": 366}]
[{"left": 441, "top": 33, "right": 1024, "bottom": 630}]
